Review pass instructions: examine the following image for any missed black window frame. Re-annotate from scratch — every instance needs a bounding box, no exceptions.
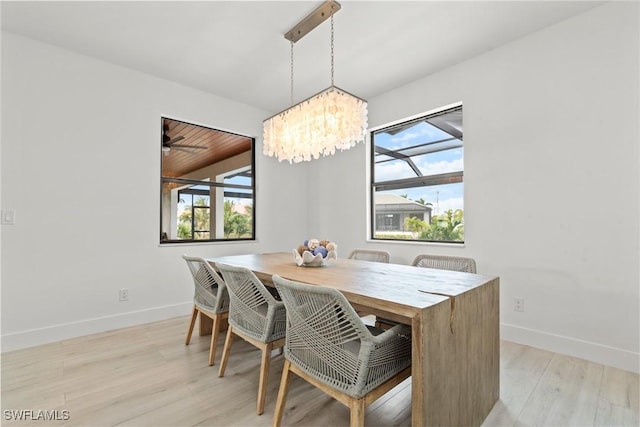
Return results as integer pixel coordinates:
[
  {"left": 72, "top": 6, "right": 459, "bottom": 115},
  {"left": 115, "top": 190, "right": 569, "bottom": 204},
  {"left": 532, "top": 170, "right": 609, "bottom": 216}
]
[
  {"left": 370, "top": 104, "right": 464, "bottom": 244},
  {"left": 160, "top": 117, "right": 256, "bottom": 244}
]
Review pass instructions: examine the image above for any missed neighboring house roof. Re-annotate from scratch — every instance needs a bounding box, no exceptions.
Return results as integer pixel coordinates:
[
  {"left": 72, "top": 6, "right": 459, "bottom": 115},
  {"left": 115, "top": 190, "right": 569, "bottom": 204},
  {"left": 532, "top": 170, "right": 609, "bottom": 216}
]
[{"left": 375, "top": 194, "right": 432, "bottom": 213}]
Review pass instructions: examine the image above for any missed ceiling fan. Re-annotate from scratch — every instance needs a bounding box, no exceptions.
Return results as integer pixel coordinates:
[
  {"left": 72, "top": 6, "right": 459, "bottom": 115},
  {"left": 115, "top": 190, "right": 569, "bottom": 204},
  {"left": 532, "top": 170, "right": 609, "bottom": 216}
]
[{"left": 162, "top": 124, "right": 207, "bottom": 155}]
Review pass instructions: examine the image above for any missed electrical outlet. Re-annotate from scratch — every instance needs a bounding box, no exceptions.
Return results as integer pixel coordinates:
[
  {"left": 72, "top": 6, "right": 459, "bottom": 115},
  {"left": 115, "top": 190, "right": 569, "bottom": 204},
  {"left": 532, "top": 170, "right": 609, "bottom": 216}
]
[
  {"left": 1, "top": 210, "right": 16, "bottom": 225},
  {"left": 514, "top": 297, "right": 524, "bottom": 312},
  {"left": 119, "top": 289, "right": 129, "bottom": 302}
]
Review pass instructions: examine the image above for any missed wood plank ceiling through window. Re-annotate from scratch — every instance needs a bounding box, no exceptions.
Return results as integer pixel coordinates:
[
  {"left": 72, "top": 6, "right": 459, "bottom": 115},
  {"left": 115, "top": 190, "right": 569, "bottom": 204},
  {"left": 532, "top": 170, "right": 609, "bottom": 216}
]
[{"left": 161, "top": 118, "right": 251, "bottom": 178}]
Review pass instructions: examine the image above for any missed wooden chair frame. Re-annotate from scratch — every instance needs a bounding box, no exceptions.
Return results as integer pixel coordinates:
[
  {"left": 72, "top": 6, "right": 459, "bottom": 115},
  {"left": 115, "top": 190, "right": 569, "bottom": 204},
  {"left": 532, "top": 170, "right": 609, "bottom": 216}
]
[
  {"left": 216, "top": 262, "right": 287, "bottom": 415},
  {"left": 218, "top": 325, "right": 285, "bottom": 415},
  {"left": 183, "top": 255, "right": 230, "bottom": 366},
  {"left": 274, "top": 360, "right": 410, "bottom": 427},
  {"left": 185, "top": 305, "right": 228, "bottom": 366}
]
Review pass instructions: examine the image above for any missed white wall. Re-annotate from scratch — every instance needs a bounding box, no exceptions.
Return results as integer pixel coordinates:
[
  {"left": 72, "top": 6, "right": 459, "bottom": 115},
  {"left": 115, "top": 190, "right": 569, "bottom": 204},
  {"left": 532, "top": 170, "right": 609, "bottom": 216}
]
[
  {"left": 2, "top": 2, "right": 638, "bottom": 374},
  {"left": 0, "top": 32, "right": 308, "bottom": 351},
  {"left": 311, "top": 2, "right": 639, "bottom": 372}
]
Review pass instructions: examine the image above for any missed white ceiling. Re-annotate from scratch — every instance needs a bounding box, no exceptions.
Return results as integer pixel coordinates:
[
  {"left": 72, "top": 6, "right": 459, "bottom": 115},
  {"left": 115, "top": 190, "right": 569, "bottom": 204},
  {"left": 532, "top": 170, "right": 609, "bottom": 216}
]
[{"left": 1, "top": 1, "right": 603, "bottom": 114}]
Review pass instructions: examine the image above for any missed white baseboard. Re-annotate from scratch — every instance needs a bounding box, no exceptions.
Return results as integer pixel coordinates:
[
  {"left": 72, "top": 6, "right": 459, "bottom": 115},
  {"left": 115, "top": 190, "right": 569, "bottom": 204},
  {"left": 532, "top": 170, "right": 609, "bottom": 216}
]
[
  {"left": 1, "top": 302, "right": 192, "bottom": 353},
  {"left": 502, "top": 323, "right": 639, "bottom": 374},
  {"left": 4, "top": 312, "right": 638, "bottom": 374}
]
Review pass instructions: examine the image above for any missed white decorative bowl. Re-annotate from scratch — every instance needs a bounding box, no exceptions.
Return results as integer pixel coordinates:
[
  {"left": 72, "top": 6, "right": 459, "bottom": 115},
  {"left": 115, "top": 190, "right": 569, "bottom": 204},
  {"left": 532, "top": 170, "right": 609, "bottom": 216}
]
[{"left": 292, "top": 249, "right": 337, "bottom": 267}]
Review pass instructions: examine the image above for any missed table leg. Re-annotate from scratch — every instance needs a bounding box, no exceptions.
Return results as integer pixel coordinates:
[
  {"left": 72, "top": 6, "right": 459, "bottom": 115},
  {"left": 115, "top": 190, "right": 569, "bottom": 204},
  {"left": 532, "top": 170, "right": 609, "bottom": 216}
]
[
  {"left": 199, "top": 314, "right": 212, "bottom": 336},
  {"left": 199, "top": 314, "right": 228, "bottom": 336},
  {"left": 414, "top": 278, "right": 500, "bottom": 426}
]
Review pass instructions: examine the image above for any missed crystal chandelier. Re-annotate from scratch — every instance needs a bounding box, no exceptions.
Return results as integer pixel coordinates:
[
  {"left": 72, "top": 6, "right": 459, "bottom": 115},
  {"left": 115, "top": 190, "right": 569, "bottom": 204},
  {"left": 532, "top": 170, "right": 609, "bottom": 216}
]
[{"left": 263, "top": 1, "right": 368, "bottom": 163}]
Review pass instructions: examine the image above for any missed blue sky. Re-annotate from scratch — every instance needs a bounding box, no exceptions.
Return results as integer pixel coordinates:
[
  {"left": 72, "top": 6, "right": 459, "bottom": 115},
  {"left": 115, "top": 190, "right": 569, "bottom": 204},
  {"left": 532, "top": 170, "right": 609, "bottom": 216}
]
[{"left": 373, "top": 120, "right": 464, "bottom": 215}]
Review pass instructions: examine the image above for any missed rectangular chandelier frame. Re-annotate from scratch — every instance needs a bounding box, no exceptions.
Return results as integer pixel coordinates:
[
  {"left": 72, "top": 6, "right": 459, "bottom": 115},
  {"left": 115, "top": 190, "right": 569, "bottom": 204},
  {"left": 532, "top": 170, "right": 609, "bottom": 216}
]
[{"left": 263, "top": 85, "right": 365, "bottom": 123}]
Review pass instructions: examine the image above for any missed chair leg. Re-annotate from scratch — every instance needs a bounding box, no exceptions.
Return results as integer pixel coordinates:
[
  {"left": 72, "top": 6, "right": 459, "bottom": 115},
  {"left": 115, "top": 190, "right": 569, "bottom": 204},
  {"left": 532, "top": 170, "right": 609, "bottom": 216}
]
[
  {"left": 218, "top": 326, "right": 234, "bottom": 377},
  {"left": 208, "top": 313, "right": 221, "bottom": 366},
  {"left": 185, "top": 305, "right": 198, "bottom": 345},
  {"left": 349, "top": 398, "right": 365, "bottom": 427},
  {"left": 257, "top": 342, "right": 273, "bottom": 415},
  {"left": 273, "top": 359, "right": 292, "bottom": 427}
]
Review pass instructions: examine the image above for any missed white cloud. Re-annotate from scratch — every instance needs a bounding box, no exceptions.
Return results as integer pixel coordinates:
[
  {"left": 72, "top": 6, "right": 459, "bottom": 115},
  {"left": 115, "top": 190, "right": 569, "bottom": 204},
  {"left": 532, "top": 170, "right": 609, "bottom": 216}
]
[
  {"left": 418, "top": 158, "right": 463, "bottom": 175},
  {"left": 375, "top": 160, "right": 416, "bottom": 181},
  {"left": 388, "top": 125, "right": 443, "bottom": 149},
  {"left": 375, "top": 157, "right": 463, "bottom": 181}
]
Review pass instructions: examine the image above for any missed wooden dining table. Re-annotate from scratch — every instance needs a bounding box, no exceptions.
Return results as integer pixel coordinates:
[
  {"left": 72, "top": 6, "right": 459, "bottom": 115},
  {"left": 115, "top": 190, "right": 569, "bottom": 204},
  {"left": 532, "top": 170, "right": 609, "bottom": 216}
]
[{"left": 206, "top": 252, "right": 500, "bottom": 427}]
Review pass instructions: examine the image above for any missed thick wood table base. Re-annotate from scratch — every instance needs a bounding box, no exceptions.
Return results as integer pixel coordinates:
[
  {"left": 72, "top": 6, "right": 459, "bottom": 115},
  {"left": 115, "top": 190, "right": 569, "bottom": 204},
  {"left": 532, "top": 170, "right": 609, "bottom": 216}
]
[{"left": 415, "top": 277, "right": 499, "bottom": 425}]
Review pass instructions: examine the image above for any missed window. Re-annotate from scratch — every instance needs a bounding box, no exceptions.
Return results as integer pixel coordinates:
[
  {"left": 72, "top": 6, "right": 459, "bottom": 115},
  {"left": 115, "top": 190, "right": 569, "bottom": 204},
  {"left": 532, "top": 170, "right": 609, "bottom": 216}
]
[
  {"left": 160, "top": 117, "right": 255, "bottom": 243},
  {"left": 370, "top": 104, "right": 464, "bottom": 243}
]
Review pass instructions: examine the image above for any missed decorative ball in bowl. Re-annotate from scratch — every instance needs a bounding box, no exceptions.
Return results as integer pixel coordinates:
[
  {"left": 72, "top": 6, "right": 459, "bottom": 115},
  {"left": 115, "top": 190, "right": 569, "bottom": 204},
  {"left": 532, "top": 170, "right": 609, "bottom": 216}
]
[{"left": 293, "top": 239, "right": 337, "bottom": 267}]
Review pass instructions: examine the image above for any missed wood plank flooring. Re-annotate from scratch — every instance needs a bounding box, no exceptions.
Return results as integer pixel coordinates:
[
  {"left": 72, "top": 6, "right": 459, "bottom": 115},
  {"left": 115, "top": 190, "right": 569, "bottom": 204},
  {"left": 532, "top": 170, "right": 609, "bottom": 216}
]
[{"left": 2, "top": 316, "right": 638, "bottom": 426}]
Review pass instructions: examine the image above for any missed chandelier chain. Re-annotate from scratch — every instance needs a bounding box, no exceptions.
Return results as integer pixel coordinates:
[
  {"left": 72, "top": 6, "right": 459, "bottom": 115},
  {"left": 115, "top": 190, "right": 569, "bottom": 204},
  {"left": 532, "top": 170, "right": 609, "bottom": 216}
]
[
  {"left": 330, "top": 11, "right": 335, "bottom": 86},
  {"left": 290, "top": 40, "right": 294, "bottom": 106}
]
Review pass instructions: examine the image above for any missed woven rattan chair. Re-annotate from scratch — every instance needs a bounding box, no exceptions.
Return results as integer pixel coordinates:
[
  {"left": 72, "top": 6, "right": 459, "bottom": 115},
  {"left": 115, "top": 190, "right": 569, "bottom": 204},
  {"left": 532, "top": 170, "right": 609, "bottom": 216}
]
[
  {"left": 215, "top": 263, "right": 287, "bottom": 415},
  {"left": 348, "top": 249, "right": 391, "bottom": 325},
  {"left": 183, "top": 255, "right": 230, "bottom": 366},
  {"left": 377, "top": 254, "right": 477, "bottom": 330},
  {"left": 412, "top": 254, "right": 477, "bottom": 273},
  {"left": 272, "top": 274, "right": 412, "bottom": 427},
  {"left": 348, "top": 249, "right": 391, "bottom": 263}
]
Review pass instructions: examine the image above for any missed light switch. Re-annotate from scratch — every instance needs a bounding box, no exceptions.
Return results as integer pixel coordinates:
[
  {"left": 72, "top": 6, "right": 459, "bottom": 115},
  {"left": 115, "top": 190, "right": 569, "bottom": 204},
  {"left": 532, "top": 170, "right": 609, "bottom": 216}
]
[{"left": 1, "top": 210, "right": 16, "bottom": 225}]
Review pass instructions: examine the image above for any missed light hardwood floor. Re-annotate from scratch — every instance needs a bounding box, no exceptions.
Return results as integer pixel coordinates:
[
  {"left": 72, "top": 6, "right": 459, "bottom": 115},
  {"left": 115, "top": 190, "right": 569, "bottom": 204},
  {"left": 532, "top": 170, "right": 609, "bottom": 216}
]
[{"left": 2, "top": 316, "right": 638, "bottom": 426}]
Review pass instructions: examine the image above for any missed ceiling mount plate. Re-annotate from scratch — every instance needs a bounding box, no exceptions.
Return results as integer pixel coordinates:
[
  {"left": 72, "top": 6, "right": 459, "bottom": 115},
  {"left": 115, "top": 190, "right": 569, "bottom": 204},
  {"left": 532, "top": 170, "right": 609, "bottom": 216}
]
[{"left": 284, "top": 0, "right": 341, "bottom": 43}]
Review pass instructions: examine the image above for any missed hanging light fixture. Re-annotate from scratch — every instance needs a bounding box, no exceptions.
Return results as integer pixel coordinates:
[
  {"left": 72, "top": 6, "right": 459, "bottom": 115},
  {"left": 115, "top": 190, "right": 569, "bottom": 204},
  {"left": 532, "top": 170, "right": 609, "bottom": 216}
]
[{"left": 263, "top": 0, "right": 368, "bottom": 163}]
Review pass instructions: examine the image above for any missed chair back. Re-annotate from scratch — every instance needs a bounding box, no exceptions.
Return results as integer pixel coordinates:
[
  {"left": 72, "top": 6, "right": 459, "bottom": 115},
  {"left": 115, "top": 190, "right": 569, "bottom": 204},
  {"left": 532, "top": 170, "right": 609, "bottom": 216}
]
[
  {"left": 348, "top": 249, "right": 390, "bottom": 263},
  {"left": 216, "top": 263, "right": 286, "bottom": 343},
  {"left": 183, "top": 255, "right": 229, "bottom": 313},
  {"left": 273, "top": 274, "right": 410, "bottom": 398},
  {"left": 411, "top": 254, "right": 477, "bottom": 273}
]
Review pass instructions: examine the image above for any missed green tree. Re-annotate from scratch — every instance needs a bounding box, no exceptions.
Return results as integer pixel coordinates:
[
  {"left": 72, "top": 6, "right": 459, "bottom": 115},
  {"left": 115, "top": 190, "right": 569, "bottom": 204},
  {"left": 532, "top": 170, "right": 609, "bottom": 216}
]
[
  {"left": 422, "top": 209, "right": 464, "bottom": 241},
  {"left": 223, "top": 200, "right": 236, "bottom": 238},
  {"left": 178, "top": 197, "right": 210, "bottom": 239},
  {"left": 177, "top": 222, "right": 191, "bottom": 239},
  {"left": 234, "top": 214, "right": 250, "bottom": 237},
  {"left": 243, "top": 205, "right": 253, "bottom": 237},
  {"left": 404, "top": 216, "right": 429, "bottom": 238},
  {"left": 224, "top": 200, "right": 253, "bottom": 238},
  {"left": 416, "top": 197, "right": 433, "bottom": 207}
]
